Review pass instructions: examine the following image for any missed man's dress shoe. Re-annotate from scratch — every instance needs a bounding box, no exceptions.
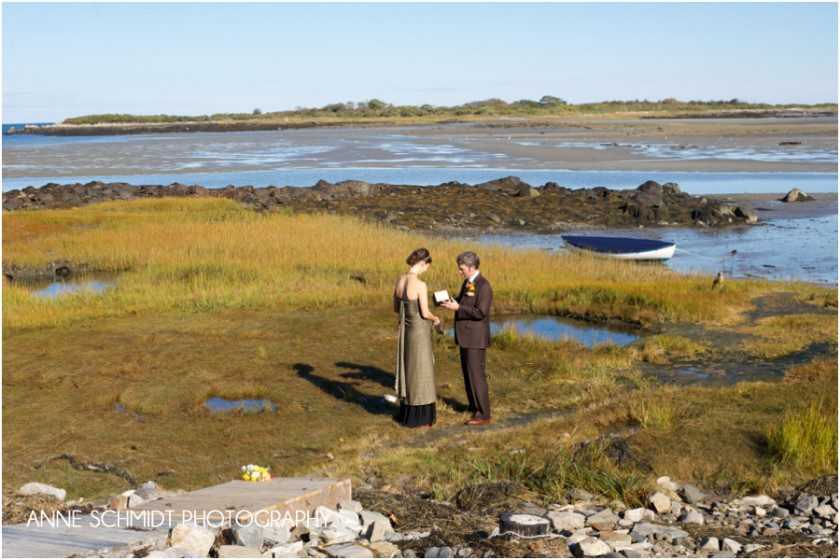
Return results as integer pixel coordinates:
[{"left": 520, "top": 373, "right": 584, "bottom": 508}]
[{"left": 465, "top": 417, "right": 489, "bottom": 426}]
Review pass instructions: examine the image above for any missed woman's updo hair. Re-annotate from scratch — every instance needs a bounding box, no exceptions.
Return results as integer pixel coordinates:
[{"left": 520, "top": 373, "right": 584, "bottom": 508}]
[{"left": 406, "top": 247, "right": 432, "bottom": 266}]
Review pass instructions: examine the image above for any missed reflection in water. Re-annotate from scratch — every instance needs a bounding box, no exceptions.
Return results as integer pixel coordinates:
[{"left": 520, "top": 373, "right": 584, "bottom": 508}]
[
  {"left": 28, "top": 275, "right": 117, "bottom": 299},
  {"left": 205, "top": 397, "right": 276, "bottom": 412},
  {"left": 449, "top": 314, "right": 639, "bottom": 348}
]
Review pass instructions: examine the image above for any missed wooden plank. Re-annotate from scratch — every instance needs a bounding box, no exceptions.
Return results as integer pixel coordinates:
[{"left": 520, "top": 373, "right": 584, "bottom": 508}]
[
  {"left": 1, "top": 515, "right": 167, "bottom": 558},
  {"left": 129, "top": 477, "right": 352, "bottom": 525}
]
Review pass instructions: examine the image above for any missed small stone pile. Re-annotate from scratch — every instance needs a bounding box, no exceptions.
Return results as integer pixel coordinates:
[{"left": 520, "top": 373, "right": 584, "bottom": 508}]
[
  {"left": 147, "top": 499, "right": 433, "bottom": 558},
  {"left": 493, "top": 476, "right": 838, "bottom": 558}
]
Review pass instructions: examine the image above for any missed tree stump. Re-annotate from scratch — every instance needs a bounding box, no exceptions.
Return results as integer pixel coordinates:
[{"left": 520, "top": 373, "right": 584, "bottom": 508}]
[{"left": 499, "top": 513, "right": 551, "bottom": 537}]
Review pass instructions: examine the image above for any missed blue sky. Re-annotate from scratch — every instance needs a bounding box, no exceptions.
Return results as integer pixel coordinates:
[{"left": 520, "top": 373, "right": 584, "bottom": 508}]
[{"left": 3, "top": 2, "right": 837, "bottom": 122}]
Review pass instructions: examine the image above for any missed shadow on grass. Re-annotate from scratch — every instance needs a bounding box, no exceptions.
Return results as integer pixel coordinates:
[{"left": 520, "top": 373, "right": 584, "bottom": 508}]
[
  {"left": 293, "top": 363, "right": 397, "bottom": 417},
  {"left": 335, "top": 361, "right": 393, "bottom": 389},
  {"left": 335, "top": 361, "right": 472, "bottom": 414}
]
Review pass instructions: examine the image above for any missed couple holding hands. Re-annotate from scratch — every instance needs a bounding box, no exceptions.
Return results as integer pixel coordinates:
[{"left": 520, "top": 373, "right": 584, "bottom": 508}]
[{"left": 393, "top": 249, "right": 492, "bottom": 429}]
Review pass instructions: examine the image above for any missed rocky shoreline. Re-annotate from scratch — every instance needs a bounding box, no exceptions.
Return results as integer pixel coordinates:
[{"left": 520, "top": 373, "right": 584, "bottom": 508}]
[
  {"left": 2, "top": 178, "right": 761, "bottom": 231},
  {"left": 7, "top": 475, "right": 838, "bottom": 558}
]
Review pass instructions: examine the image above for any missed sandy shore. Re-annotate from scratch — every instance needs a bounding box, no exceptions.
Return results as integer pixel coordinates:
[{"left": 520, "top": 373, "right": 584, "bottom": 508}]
[{"left": 407, "top": 117, "right": 839, "bottom": 172}]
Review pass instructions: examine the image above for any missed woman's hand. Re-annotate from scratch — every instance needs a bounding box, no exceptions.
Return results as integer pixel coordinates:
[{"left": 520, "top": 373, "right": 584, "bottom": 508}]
[{"left": 433, "top": 316, "right": 441, "bottom": 326}]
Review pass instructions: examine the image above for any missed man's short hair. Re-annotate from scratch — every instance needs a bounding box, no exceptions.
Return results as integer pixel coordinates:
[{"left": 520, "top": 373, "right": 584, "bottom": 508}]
[{"left": 456, "top": 251, "right": 480, "bottom": 269}]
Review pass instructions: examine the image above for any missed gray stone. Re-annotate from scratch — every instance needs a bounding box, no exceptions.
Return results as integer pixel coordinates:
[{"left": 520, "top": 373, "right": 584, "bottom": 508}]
[
  {"left": 268, "top": 541, "right": 305, "bottom": 558},
  {"left": 655, "top": 476, "right": 679, "bottom": 492},
  {"left": 587, "top": 509, "right": 619, "bottom": 531},
  {"left": 772, "top": 506, "right": 790, "bottom": 518},
  {"left": 570, "top": 537, "right": 612, "bottom": 558},
  {"left": 813, "top": 504, "right": 837, "bottom": 518},
  {"left": 368, "top": 542, "right": 400, "bottom": 558},
  {"left": 567, "top": 528, "right": 593, "bottom": 544},
  {"left": 721, "top": 538, "right": 741, "bottom": 554},
  {"left": 622, "top": 508, "right": 654, "bottom": 523},
  {"left": 678, "top": 510, "right": 704, "bottom": 525},
  {"left": 316, "top": 526, "right": 360, "bottom": 546},
  {"left": 647, "top": 492, "right": 671, "bottom": 514},
  {"left": 18, "top": 482, "right": 67, "bottom": 501},
  {"left": 169, "top": 523, "right": 216, "bottom": 557},
  {"left": 697, "top": 537, "right": 719, "bottom": 552},
  {"left": 742, "top": 544, "right": 763, "bottom": 554},
  {"left": 739, "top": 495, "right": 775, "bottom": 508},
  {"left": 147, "top": 548, "right": 187, "bottom": 559},
  {"left": 548, "top": 511, "right": 586, "bottom": 532},
  {"left": 631, "top": 523, "right": 688, "bottom": 541},
  {"left": 315, "top": 506, "right": 361, "bottom": 532},
  {"left": 263, "top": 525, "right": 291, "bottom": 546},
  {"left": 403, "top": 550, "right": 417, "bottom": 558},
  {"left": 360, "top": 510, "right": 390, "bottom": 529},
  {"left": 366, "top": 519, "right": 394, "bottom": 542},
  {"left": 781, "top": 188, "right": 813, "bottom": 203},
  {"left": 680, "top": 485, "right": 706, "bottom": 504},
  {"left": 424, "top": 548, "right": 440, "bottom": 558},
  {"left": 217, "top": 545, "right": 262, "bottom": 558},
  {"left": 734, "top": 206, "right": 758, "bottom": 223},
  {"left": 232, "top": 524, "right": 266, "bottom": 549},
  {"left": 456, "top": 547, "right": 473, "bottom": 558},
  {"left": 784, "top": 519, "right": 801, "bottom": 530},
  {"left": 325, "top": 543, "right": 373, "bottom": 558},
  {"left": 599, "top": 531, "right": 632, "bottom": 548},
  {"left": 796, "top": 494, "right": 819, "bottom": 515},
  {"left": 436, "top": 547, "right": 454, "bottom": 558},
  {"left": 338, "top": 499, "right": 363, "bottom": 513}
]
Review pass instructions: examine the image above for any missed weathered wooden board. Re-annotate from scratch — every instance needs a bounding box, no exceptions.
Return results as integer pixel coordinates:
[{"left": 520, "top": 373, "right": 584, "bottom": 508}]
[
  {"left": 128, "top": 477, "right": 351, "bottom": 525},
  {"left": 1, "top": 515, "right": 167, "bottom": 558},
  {"left": 2, "top": 477, "right": 351, "bottom": 557}
]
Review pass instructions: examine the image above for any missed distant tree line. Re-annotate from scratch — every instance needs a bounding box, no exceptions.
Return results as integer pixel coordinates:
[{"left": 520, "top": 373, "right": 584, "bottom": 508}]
[{"left": 62, "top": 96, "right": 837, "bottom": 125}]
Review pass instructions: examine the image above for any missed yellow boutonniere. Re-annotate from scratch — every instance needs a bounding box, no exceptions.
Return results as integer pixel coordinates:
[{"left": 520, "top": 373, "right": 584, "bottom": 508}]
[{"left": 466, "top": 282, "right": 475, "bottom": 291}]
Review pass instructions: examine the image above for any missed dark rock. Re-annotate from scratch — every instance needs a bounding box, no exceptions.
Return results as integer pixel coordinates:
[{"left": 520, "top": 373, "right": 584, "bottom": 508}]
[{"left": 780, "top": 188, "right": 814, "bottom": 203}]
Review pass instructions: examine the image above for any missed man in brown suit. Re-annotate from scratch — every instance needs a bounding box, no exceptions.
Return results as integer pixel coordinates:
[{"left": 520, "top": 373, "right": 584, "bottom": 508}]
[{"left": 441, "top": 251, "right": 493, "bottom": 425}]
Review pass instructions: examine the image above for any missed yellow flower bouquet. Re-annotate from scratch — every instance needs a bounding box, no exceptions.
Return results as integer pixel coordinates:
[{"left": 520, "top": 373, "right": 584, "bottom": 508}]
[{"left": 241, "top": 464, "right": 271, "bottom": 482}]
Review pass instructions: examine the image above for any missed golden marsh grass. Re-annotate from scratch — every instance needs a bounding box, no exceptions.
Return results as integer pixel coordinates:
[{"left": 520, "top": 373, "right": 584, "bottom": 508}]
[{"left": 2, "top": 198, "right": 797, "bottom": 332}]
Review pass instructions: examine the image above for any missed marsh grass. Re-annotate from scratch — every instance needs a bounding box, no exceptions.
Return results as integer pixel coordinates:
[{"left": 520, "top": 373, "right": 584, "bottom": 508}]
[
  {"left": 641, "top": 335, "right": 710, "bottom": 365},
  {"left": 767, "top": 399, "right": 838, "bottom": 474},
  {"left": 3, "top": 199, "right": 836, "bottom": 501},
  {"left": 469, "top": 449, "right": 648, "bottom": 506},
  {"left": 3, "top": 198, "right": 793, "bottom": 332},
  {"left": 740, "top": 314, "right": 837, "bottom": 359}
]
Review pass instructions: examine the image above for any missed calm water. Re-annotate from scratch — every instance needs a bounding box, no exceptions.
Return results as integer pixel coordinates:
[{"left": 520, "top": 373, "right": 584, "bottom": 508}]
[
  {"left": 3, "top": 166, "right": 837, "bottom": 195},
  {"left": 27, "top": 276, "right": 116, "bottom": 298},
  {"left": 205, "top": 397, "right": 276, "bottom": 412},
  {"left": 480, "top": 205, "right": 838, "bottom": 285},
  {"left": 450, "top": 314, "right": 640, "bottom": 347}
]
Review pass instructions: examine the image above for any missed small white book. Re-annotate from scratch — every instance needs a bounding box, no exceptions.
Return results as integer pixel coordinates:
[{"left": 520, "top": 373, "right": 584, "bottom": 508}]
[{"left": 433, "top": 290, "right": 451, "bottom": 306}]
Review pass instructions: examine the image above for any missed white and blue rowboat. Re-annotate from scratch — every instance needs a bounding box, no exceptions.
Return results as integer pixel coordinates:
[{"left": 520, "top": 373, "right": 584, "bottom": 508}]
[{"left": 562, "top": 235, "right": 676, "bottom": 261}]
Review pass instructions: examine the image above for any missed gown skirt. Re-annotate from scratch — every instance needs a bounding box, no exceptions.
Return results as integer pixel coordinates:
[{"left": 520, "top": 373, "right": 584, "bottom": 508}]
[{"left": 395, "top": 295, "right": 437, "bottom": 428}]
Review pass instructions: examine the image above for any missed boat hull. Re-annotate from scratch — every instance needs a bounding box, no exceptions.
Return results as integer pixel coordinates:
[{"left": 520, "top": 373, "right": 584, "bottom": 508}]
[{"left": 562, "top": 235, "right": 676, "bottom": 262}]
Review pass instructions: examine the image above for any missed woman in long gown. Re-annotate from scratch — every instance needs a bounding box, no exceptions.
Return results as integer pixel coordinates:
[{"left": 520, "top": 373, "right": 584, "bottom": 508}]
[{"left": 393, "top": 248, "right": 440, "bottom": 428}]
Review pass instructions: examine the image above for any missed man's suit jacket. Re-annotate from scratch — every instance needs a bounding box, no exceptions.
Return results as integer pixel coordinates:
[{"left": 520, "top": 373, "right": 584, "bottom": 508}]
[{"left": 454, "top": 273, "right": 493, "bottom": 349}]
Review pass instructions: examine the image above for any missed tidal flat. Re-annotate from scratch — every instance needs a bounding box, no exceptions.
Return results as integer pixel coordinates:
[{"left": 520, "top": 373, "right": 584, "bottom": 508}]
[
  {"left": 2, "top": 199, "right": 836, "bottom": 515},
  {"left": 3, "top": 117, "right": 837, "bottom": 186}
]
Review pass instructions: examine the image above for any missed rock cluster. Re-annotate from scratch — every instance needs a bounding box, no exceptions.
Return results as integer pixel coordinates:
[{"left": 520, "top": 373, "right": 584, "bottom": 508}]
[
  {"left": 2, "top": 178, "right": 761, "bottom": 230},
  {"left": 493, "top": 475, "right": 838, "bottom": 558},
  {"left": 14, "top": 475, "right": 838, "bottom": 558}
]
